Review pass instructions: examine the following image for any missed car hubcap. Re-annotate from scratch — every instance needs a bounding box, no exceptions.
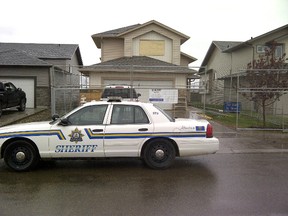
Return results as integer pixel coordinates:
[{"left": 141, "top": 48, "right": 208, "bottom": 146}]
[
  {"left": 15, "top": 152, "right": 26, "bottom": 162},
  {"left": 155, "top": 149, "right": 165, "bottom": 160}
]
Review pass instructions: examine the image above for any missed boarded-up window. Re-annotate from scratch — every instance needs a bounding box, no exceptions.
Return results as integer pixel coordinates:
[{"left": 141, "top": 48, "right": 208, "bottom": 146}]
[{"left": 139, "top": 40, "right": 165, "bottom": 56}]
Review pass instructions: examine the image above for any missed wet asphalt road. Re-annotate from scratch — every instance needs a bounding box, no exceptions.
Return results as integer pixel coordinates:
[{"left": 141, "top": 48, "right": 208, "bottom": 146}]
[{"left": 0, "top": 154, "right": 288, "bottom": 216}]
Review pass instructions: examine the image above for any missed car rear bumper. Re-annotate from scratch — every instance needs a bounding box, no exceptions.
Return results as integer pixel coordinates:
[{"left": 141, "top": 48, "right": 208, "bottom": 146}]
[{"left": 178, "top": 137, "right": 219, "bottom": 157}]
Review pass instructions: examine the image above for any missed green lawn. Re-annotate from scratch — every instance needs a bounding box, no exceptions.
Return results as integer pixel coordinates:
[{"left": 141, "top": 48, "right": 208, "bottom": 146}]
[
  {"left": 191, "top": 103, "right": 287, "bottom": 129},
  {"left": 206, "top": 111, "right": 279, "bottom": 129}
]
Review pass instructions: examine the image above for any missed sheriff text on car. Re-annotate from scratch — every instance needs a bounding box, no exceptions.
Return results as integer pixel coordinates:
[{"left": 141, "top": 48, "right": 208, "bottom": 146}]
[{"left": 0, "top": 99, "right": 219, "bottom": 171}]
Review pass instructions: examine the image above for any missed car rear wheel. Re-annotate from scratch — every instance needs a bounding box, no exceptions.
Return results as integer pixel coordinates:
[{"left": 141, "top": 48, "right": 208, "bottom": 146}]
[
  {"left": 143, "top": 139, "right": 176, "bottom": 169},
  {"left": 4, "top": 140, "right": 39, "bottom": 171},
  {"left": 18, "top": 98, "right": 26, "bottom": 111}
]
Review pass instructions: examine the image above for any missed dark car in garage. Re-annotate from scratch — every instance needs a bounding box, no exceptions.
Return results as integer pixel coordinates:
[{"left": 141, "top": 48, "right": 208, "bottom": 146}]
[{"left": 0, "top": 81, "right": 26, "bottom": 117}]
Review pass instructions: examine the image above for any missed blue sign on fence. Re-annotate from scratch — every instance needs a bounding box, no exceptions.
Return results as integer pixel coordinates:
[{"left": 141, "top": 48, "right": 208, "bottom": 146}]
[{"left": 224, "top": 102, "right": 241, "bottom": 113}]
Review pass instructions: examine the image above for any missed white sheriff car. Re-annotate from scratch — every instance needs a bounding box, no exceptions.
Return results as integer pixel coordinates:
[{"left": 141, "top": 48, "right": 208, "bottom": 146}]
[{"left": 0, "top": 99, "right": 219, "bottom": 171}]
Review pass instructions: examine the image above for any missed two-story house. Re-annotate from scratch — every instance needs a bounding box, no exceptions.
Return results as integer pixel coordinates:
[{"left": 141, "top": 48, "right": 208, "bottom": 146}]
[
  {"left": 0, "top": 43, "right": 83, "bottom": 112},
  {"left": 80, "top": 20, "right": 197, "bottom": 110},
  {"left": 198, "top": 24, "right": 288, "bottom": 114}
]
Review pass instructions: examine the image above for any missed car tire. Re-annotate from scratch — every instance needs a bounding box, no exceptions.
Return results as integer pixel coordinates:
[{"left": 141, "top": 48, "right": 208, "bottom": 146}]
[
  {"left": 4, "top": 140, "right": 39, "bottom": 172},
  {"left": 18, "top": 98, "right": 26, "bottom": 111},
  {"left": 143, "top": 138, "right": 176, "bottom": 169}
]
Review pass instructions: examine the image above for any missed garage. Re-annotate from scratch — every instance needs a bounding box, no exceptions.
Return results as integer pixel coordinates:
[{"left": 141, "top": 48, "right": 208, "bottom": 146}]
[
  {"left": 103, "top": 79, "right": 174, "bottom": 109},
  {"left": 2, "top": 77, "right": 35, "bottom": 108}
]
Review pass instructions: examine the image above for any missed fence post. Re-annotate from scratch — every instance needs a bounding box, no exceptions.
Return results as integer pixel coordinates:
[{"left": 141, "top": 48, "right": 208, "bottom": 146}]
[
  {"left": 50, "top": 66, "right": 56, "bottom": 115},
  {"left": 236, "top": 74, "right": 239, "bottom": 130}
]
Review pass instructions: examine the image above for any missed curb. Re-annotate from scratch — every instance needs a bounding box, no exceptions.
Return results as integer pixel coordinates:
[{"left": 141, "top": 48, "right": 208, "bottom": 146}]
[{"left": 217, "top": 149, "right": 288, "bottom": 154}]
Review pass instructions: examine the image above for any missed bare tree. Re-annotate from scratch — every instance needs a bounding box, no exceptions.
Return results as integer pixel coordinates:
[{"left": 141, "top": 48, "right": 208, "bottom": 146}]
[{"left": 241, "top": 42, "right": 287, "bottom": 127}]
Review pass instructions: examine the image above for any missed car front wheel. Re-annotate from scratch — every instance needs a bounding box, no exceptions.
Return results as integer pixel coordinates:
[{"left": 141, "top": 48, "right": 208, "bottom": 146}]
[
  {"left": 18, "top": 98, "right": 26, "bottom": 111},
  {"left": 4, "top": 140, "right": 39, "bottom": 171},
  {"left": 143, "top": 138, "right": 176, "bottom": 169}
]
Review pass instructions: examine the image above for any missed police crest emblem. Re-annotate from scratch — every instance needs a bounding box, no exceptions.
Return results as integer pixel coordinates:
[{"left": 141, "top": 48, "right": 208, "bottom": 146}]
[{"left": 69, "top": 128, "right": 84, "bottom": 143}]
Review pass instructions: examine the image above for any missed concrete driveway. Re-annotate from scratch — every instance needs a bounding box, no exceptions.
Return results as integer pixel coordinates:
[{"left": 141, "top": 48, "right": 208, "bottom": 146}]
[{"left": 0, "top": 108, "right": 47, "bottom": 127}]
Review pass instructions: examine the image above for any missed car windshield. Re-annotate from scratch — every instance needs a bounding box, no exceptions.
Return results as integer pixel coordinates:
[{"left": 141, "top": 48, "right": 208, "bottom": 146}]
[
  {"left": 154, "top": 105, "right": 175, "bottom": 122},
  {"left": 49, "top": 105, "right": 84, "bottom": 125}
]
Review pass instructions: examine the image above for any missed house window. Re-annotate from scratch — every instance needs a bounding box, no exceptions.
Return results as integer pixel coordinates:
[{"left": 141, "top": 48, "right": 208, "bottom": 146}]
[
  {"left": 274, "top": 45, "right": 283, "bottom": 58},
  {"left": 139, "top": 40, "right": 165, "bottom": 56},
  {"left": 256, "top": 45, "right": 268, "bottom": 53},
  {"left": 256, "top": 44, "right": 284, "bottom": 58}
]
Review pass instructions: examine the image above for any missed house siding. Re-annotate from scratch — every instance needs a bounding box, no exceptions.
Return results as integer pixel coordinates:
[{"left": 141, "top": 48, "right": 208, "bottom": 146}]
[
  {"left": 132, "top": 31, "right": 173, "bottom": 63},
  {"left": 102, "top": 38, "right": 124, "bottom": 62},
  {"left": 203, "top": 48, "right": 231, "bottom": 105},
  {"left": 88, "top": 71, "right": 187, "bottom": 89},
  {"left": 0, "top": 66, "right": 51, "bottom": 107},
  {"left": 0, "top": 67, "right": 50, "bottom": 86},
  {"left": 85, "top": 21, "right": 195, "bottom": 111},
  {"left": 45, "top": 58, "right": 81, "bottom": 75},
  {"left": 180, "top": 56, "right": 190, "bottom": 66},
  {"left": 202, "top": 26, "right": 288, "bottom": 110},
  {"left": 122, "top": 23, "right": 182, "bottom": 65},
  {"left": 231, "top": 47, "right": 253, "bottom": 73},
  {"left": 70, "top": 55, "right": 82, "bottom": 75}
]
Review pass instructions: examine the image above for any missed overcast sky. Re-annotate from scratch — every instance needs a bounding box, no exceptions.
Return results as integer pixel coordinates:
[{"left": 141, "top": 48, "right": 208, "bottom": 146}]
[{"left": 0, "top": 0, "right": 287, "bottom": 67}]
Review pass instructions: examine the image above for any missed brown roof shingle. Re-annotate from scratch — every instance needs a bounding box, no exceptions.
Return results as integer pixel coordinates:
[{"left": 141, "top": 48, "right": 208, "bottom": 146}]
[{"left": 81, "top": 56, "right": 197, "bottom": 75}]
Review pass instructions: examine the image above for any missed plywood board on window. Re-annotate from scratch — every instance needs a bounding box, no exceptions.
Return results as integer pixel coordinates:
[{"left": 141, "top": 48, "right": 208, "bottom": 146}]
[{"left": 140, "top": 40, "right": 165, "bottom": 56}]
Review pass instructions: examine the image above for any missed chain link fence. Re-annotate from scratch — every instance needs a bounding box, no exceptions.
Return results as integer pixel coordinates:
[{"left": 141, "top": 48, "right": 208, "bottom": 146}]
[
  {"left": 50, "top": 65, "right": 199, "bottom": 118},
  {"left": 50, "top": 65, "right": 288, "bottom": 132},
  {"left": 235, "top": 69, "right": 288, "bottom": 131},
  {"left": 198, "top": 68, "right": 288, "bottom": 131},
  {"left": 50, "top": 67, "right": 83, "bottom": 116}
]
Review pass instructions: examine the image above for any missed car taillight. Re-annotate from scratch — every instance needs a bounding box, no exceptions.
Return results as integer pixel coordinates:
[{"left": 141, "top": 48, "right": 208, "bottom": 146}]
[{"left": 206, "top": 124, "right": 213, "bottom": 138}]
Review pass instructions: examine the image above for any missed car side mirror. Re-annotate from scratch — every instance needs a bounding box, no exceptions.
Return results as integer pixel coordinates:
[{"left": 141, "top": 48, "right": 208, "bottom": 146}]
[
  {"left": 52, "top": 114, "right": 60, "bottom": 121},
  {"left": 59, "top": 118, "right": 70, "bottom": 126},
  {"left": 137, "top": 93, "right": 141, "bottom": 97}
]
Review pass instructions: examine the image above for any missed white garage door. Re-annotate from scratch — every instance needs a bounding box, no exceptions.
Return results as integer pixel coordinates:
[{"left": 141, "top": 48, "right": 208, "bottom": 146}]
[
  {"left": 103, "top": 80, "right": 173, "bottom": 109},
  {"left": 4, "top": 78, "right": 35, "bottom": 108}
]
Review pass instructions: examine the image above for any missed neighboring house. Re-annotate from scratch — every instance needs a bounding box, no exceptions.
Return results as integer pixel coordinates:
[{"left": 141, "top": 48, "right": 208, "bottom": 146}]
[
  {"left": 199, "top": 24, "right": 288, "bottom": 113},
  {"left": 197, "top": 41, "right": 242, "bottom": 105},
  {"left": 0, "top": 43, "right": 83, "bottom": 111},
  {"left": 80, "top": 20, "right": 198, "bottom": 110}
]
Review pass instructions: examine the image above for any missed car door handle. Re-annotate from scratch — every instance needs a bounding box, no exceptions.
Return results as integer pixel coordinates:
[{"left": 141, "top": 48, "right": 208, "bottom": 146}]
[
  {"left": 92, "top": 129, "right": 103, "bottom": 132},
  {"left": 138, "top": 128, "right": 148, "bottom": 131}
]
